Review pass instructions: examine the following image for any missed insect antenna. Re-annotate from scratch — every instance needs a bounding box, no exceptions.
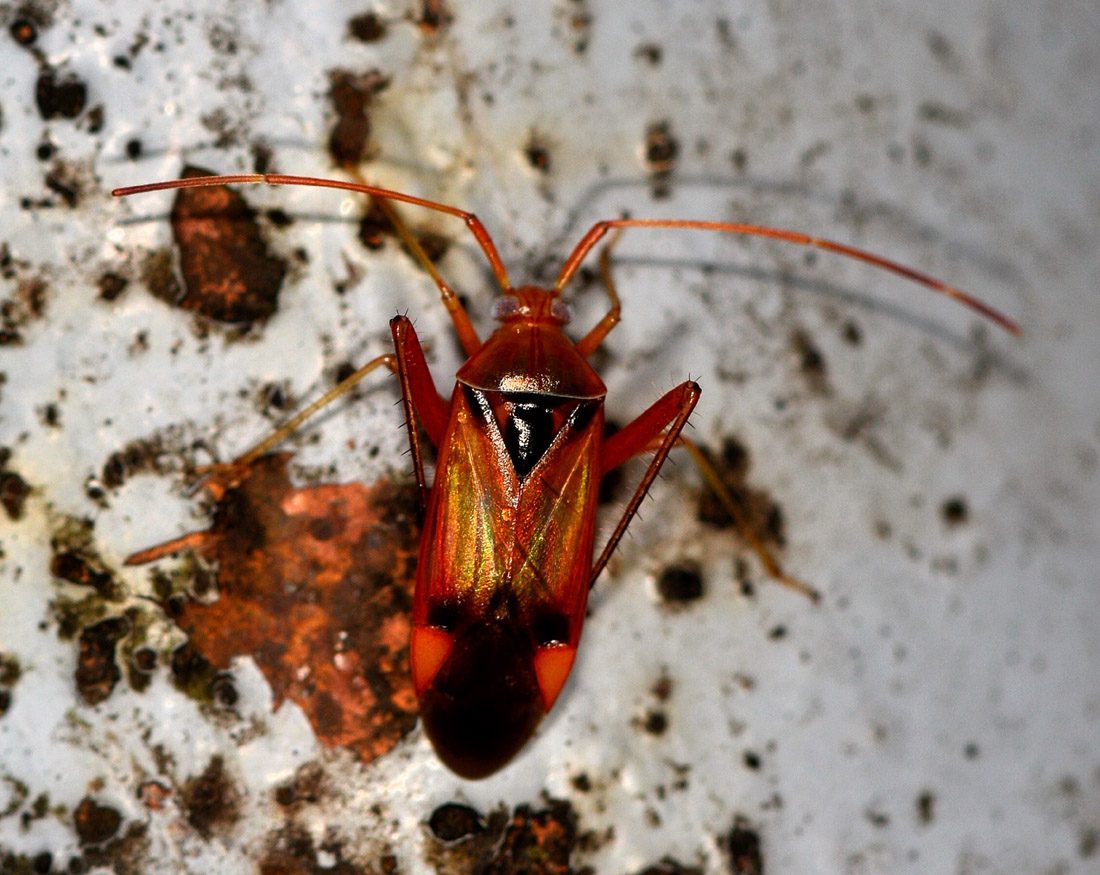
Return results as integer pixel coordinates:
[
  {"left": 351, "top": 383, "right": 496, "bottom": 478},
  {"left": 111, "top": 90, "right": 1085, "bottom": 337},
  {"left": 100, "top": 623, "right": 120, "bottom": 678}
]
[{"left": 555, "top": 218, "right": 1021, "bottom": 336}]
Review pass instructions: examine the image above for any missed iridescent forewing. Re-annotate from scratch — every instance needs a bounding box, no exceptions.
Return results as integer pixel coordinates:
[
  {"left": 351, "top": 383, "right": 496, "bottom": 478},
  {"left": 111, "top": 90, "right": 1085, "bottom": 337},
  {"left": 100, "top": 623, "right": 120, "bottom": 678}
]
[{"left": 414, "top": 386, "right": 603, "bottom": 637}]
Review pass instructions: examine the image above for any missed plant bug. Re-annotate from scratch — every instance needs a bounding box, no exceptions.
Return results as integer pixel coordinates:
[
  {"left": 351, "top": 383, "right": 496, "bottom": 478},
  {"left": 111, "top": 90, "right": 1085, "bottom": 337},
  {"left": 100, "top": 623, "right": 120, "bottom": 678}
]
[{"left": 114, "top": 173, "right": 1019, "bottom": 778}]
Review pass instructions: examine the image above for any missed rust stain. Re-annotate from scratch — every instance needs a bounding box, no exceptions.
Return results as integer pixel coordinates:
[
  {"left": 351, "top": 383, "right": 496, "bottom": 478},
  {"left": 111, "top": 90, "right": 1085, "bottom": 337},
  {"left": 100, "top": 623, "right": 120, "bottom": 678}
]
[
  {"left": 128, "top": 454, "right": 421, "bottom": 764},
  {"left": 163, "top": 165, "right": 287, "bottom": 323}
]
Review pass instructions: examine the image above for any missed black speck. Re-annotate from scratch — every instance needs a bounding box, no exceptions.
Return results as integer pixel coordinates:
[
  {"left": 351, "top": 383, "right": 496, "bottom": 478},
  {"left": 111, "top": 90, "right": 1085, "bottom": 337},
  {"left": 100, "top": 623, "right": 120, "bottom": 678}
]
[
  {"left": 348, "top": 11, "right": 387, "bottom": 42},
  {"left": 916, "top": 790, "right": 935, "bottom": 824},
  {"left": 428, "top": 802, "right": 484, "bottom": 842},
  {"left": 643, "top": 710, "right": 668, "bottom": 736},
  {"left": 10, "top": 18, "right": 38, "bottom": 46},
  {"left": 35, "top": 70, "right": 88, "bottom": 120},
  {"left": 97, "top": 272, "right": 129, "bottom": 302},
  {"left": 657, "top": 562, "right": 704, "bottom": 603},
  {"left": 726, "top": 816, "right": 763, "bottom": 875},
  {"left": 524, "top": 136, "right": 551, "bottom": 173},
  {"left": 941, "top": 496, "right": 968, "bottom": 527}
]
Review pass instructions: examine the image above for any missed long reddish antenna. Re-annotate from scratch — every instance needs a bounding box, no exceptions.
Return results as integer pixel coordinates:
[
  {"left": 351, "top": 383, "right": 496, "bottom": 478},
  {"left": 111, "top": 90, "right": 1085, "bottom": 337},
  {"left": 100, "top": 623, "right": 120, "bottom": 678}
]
[
  {"left": 112, "top": 173, "right": 513, "bottom": 292},
  {"left": 555, "top": 218, "right": 1021, "bottom": 336},
  {"left": 114, "top": 173, "right": 1020, "bottom": 336}
]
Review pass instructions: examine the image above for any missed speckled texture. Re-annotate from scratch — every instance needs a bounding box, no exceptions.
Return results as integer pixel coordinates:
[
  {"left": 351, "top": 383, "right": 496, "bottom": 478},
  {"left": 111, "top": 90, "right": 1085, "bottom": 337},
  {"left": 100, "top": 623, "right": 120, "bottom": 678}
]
[{"left": 1, "top": 1, "right": 1097, "bottom": 872}]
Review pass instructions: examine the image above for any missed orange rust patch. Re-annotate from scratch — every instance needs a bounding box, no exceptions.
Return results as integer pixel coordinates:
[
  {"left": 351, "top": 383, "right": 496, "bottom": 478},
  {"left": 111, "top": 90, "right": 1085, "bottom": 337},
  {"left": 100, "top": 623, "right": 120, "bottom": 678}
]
[
  {"left": 162, "top": 165, "right": 286, "bottom": 323},
  {"left": 130, "top": 454, "right": 420, "bottom": 764}
]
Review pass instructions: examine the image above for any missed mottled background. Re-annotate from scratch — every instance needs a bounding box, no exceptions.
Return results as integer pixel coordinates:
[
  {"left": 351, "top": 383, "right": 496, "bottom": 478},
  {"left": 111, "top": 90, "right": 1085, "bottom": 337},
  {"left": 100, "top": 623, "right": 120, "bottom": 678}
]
[{"left": 1, "top": 0, "right": 1097, "bottom": 872}]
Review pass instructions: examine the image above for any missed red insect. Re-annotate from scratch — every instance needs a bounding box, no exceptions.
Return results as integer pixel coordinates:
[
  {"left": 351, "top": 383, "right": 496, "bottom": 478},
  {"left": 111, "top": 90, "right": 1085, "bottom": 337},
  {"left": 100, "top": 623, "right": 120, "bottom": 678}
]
[{"left": 114, "top": 173, "right": 1019, "bottom": 778}]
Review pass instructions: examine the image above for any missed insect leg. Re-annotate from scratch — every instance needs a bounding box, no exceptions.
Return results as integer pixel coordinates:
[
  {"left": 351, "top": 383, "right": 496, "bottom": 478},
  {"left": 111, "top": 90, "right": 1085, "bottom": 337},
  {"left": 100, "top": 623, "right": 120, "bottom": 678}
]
[
  {"left": 590, "top": 381, "right": 700, "bottom": 586},
  {"left": 228, "top": 353, "right": 398, "bottom": 469},
  {"left": 677, "top": 436, "right": 818, "bottom": 600},
  {"left": 178, "top": 354, "right": 398, "bottom": 508},
  {"left": 575, "top": 229, "right": 624, "bottom": 358},
  {"left": 390, "top": 315, "right": 450, "bottom": 510}
]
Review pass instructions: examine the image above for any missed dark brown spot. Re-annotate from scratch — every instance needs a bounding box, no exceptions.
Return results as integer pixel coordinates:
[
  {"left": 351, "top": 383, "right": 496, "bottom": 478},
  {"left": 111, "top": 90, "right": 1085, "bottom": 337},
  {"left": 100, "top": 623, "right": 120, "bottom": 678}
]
[
  {"left": 35, "top": 69, "right": 87, "bottom": 120},
  {"left": 181, "top": 756, "right": 240, "bottom": 838},
  {"left": 85, "top": 104, "right": 105, "bottom": 134},
  {"left": 100, "top": 435, "right": 170, "bottom": 489},
  {"left": 10, "top": 17, "right": 37, "bottom": 46},
  {"left": 1080, "top": 827, "right": 1098, "bottom": 858},
  {"left": 643, "top": 710, "right": 668, "bottom": 735},
  {"left": 414, "top": 0, "right": 453, "bottom": 33},
  {"left": 265, "top": 207, "right": 292, "bottom": 227},
  {"left": 743, "top": 750, "right": 761, "bottom": 770},
  {"left": 429, "top": 803, "right": 484, "bottom": 842},
  {"left": 42, "top": 162, "right": 80, "bottom": 205},
  {"left": 51, "top": 551, "right": 115, "bottom": 596},
  {"left": 272, "top": 762, "right": 326, "bottom": 811},
  {"left": 916, "top": 790, "right": 935, "bottom": 824},
  {"left": 791, "top": 328, "right": 830, "bottom": 394},
  {"left": 0, "top": 453, "right": 31, "bottom": 520},
  {"left": 131, "top": 646, "right": 157, "bottom": 674},
  {"left": 169, "top": 641, "right": 218, "bottom": 701},
  {"left": 726, "top": 816, "right": 763, "bottom": 875},
  {"left": 941, "top": 496, "right": 968, "bottom": 527},
  {"left": 348, "top": 11, "right": 387, "bottom": 42},
  {"left": 633, "top": 43, "right": 663, "bottom": 65},
  {"left": 0, "top": 653, "right": 20, "bottom": 686},
  {"left": 525, "top": 133, "right": 551, "bottom": 173},
  {"left": 657, "top": 562, "right": 704, "bottom": 604},
  {"left": 97, "top": 272, "right": 128, "bottom": 302},
  {"left": 327, "top": 70, "right": 390, "bottom": 167},
  {"left": 73, "top": 797, "right": 122, "bottom": 846},
  {"left": 651, "top": 672, "right": 673, "bottom": 702},
  {"left": 75, "top": 616, "right": 130, "bottom": 705},
  {"left": 645, "top": 121, "right": 679, "bottom": 198}
]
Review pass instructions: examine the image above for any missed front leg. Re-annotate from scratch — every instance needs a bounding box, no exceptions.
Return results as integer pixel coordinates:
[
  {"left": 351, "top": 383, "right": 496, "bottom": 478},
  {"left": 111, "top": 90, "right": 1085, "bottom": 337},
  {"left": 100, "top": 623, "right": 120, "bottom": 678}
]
[
  {"left": 590, "top": 381, "right": 701, "bottom": 585},
  {"left": 390, "top": 315, "right": 450, "bottom": 511}
]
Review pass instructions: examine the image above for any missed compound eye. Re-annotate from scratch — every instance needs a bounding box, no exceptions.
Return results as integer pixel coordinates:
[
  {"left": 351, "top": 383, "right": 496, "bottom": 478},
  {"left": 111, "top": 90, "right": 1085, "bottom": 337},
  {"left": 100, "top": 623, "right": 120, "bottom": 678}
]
[
  {"left": 549, "top": 298, "right": 573, "bottom": 324},
  {"left": 491, "top": 295, "right": 523, "bottom": 320}
]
